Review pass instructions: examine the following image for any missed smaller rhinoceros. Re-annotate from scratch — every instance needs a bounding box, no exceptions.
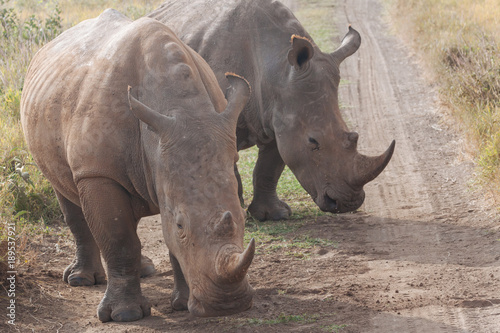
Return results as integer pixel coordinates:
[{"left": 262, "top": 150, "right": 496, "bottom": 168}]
[{"left": 21, "top": 9, "right": 254, "bottom": 322}]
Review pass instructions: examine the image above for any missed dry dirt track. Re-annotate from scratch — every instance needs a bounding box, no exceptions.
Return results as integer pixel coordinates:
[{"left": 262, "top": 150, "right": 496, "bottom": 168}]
[{"left": 4, "top": 0, "right": 500, "bottom": 332}]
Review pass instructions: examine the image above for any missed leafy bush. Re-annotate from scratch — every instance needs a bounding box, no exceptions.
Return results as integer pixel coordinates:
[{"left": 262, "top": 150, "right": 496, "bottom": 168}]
[{"left": 0, "top": 0, "right": 65, "bottom": 241}]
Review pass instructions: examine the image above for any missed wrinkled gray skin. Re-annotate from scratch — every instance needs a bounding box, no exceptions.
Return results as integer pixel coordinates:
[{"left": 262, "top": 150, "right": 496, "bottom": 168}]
[
  {"left": 21, "top": 9, "right": 255, "bottom": 322},
  {"left": 148, "top": 0, "right": 395, "bottom": 221}
]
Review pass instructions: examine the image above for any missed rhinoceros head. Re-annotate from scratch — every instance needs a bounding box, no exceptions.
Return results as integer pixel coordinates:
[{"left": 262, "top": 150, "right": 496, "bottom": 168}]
[
  {"left": 273, "top": 27, "right": 395, "bottom": 213},
  {"left": 128, "top": 74, "right": 254, "bottom": 316}
]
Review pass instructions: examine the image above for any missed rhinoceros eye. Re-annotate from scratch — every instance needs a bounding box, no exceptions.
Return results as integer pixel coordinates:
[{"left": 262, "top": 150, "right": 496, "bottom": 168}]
[
  {"left": 308, "top": 137, "right": 320, "bottom": 151},
  {"left": 177, "top": 223, "right": 183, "bottom": 230}
]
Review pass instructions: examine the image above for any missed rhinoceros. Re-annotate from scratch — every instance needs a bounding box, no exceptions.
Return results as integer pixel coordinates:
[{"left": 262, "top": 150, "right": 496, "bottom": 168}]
[
  {"left": 21, "top": 9, "right": 255, "bottom": 322},
  {"left": 148, "top": 0, "right": 395, "bottom": 221}
]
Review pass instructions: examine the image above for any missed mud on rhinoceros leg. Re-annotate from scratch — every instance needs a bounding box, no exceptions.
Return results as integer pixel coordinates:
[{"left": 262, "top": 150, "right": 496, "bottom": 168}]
[
  {"left": 169, "top": 252, "right": 189, "bottom": 311},
  {"left": 55, "top": 190, "right": 106, "bottom": 286},
  {"left": 78, "top": 178, "right": 151, "bottom": 323},
  {"left": 248, "top": 141, "right": 292, "bottom": 221}
]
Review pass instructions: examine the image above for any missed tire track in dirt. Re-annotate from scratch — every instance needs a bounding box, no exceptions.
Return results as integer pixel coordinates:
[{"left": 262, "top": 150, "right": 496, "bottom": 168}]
[{"left": 335, "top": 0, "right": 500, "bottom": 332}]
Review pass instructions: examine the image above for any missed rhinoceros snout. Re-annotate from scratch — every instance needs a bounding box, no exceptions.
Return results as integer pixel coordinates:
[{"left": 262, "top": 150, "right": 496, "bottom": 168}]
[
  {"left": 187, "top": 288, "right": 253, "bottom": 317},
  {"left": 316, "top": 190, "right": 365, "bottom": 214}
]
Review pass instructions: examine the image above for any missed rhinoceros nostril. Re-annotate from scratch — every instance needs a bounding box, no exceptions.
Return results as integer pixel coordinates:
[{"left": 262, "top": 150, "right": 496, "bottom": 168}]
[{"left": 323, "top": 194, "right": 338, "bottom": 212}]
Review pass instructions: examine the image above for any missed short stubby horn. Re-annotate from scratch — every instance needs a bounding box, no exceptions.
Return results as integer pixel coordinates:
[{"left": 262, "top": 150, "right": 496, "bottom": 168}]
[
  {"left": 216, "top": 238, "right": 255, "bottom": 284},
  {"left": 352, "top": 140, "right": 396, "bottom": 187},
  {"left": 214, "top": 211, "right": 236, "bottom": 237}
]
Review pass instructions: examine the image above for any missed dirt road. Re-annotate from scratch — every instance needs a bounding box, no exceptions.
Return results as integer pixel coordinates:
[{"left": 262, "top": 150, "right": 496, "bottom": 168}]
[{"left": 4, "top": 0, "right": 500, "bottom": 332}]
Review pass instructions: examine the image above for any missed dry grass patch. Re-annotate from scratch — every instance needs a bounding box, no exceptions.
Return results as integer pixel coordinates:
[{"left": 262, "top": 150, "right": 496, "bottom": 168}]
[{"left": 387, "top": 0, "right": 500, "bottom": 202}]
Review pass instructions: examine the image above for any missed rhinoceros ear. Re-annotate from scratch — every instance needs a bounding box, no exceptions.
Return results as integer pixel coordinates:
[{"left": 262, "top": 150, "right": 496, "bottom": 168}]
[
  {"left": 287, "top": 35, "right": 314, "bottom": 70},
  {"left": 127, "top": 85, "right": 175, "bottom": 133},
  {"left": 331, "top": 26, "right": 361, "bottom": 65},
  {"left": 221, "top": 73, "right": 251, "bottom": 127}
]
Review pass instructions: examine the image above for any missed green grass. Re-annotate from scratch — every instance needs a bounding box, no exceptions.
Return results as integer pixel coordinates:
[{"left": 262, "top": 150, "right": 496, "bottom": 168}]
[
  {"left": 295, "top": 0, "right": 338, "bottom": 53},
  {"left": 245, "top": 313, "right": 320, "bottom": 326},
  {"left": 212, "top": 312, "right": 347, "bottom": 331},
  {"left": 322, "top": 323, "right": 348, "bottom": 333},
  {"left": 386, "top": 0, "right": 500, "bottom": 200},
  {"left": 243, "top": 217, "right": 337, "bottom": 259}
]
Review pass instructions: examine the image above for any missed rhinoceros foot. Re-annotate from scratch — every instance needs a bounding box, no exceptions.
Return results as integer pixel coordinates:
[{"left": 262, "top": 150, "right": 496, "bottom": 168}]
[
  {"left": 98, "top": 292, "right": 151, "bottom": 322},
  {"left": 63, "top": 260, "right": 106, "bottom": 286},
  {"left": 140, "top": 255, "right": 156, "bottom": 278},
  {"left": 171, "top": 289, "right": 189, "bottom": 311},
  {"left": 248, "top": 197, "right": 292, "bottom": 221}
]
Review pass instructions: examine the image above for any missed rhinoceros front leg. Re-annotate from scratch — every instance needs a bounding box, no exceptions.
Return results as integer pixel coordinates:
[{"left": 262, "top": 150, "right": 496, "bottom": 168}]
[
  {"left": 248, "top": 141, "right": 292, "bottom": 221},
  {"left": 169, "top": 252, "right": 189, "bottom": 311},
  {"left": 78, "top": 178, "right": 151, "bottom": 322},
  {"left": 55, "top": 191, "right": 106, "bottom": 286}
]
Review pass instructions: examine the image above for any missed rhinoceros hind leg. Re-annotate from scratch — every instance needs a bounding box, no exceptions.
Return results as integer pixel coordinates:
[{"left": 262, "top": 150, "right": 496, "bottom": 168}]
[
  {"left": 140, "top": 255, "right": 156, "bottom": 278},
  {"left": 78, "top": 178, "right": 151, "bottom": 322},
  {"left": 248, "top": 142, "right": 292, "bottom": 221},
  {"left": 169, "top": 253, "right": 189, "bottom": 311},
  {"left": 55, "top": 191, "right": 106, "bottom": 286},
  {"left": 63, "top": 259, "right": 106, "bottom": 286}
]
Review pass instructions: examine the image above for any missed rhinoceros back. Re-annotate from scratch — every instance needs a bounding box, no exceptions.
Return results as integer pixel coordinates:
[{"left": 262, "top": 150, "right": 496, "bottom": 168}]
[
  {"left": 21, "top": 9, "right": 223, "bottom": 206},
  {"left": 148, "top": 0, "right": 309, "bottom": 86}
]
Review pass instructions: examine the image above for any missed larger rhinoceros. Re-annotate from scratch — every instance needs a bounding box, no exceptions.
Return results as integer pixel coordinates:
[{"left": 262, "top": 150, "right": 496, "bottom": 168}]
[
  {"left": 148, "top": 0, "right": 395, "bottom": 221},
  {"left": 21, "top": 9, "right": 255, "bottom": 322}
]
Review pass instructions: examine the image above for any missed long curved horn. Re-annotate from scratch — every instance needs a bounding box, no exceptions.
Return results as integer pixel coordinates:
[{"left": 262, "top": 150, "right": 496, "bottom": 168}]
[
  {"left": 352, "top": 140, "right": 396, "bottom": 187},
  {"left": 217, "top": 238, "right": 255, "bottom": 284},
  {"left": 220, "top": 73, "right": 251, "bottom": 126},
  {"left": 127, "top": 85, "right": 175, "bottom": 133},
  {"left": 331, "top": 26, "right": 361, "bottom": 65}
]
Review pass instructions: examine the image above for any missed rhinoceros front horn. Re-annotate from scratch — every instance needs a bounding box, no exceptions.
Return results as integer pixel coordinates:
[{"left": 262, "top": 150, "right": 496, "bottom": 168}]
[
  {"left": 217, "top": 238, "right": 255, "bottom": 284},
  {"left": 331, "top": 26, "right": 361, "bottom": 65},
  {"left": 352, "top": 140, "right": 396, "bottom": 187}
]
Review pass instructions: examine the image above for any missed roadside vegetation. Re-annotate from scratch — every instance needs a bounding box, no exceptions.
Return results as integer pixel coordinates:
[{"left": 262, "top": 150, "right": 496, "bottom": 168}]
[{"left": 387, "top": 0, "right": 500, "bottom": 202}]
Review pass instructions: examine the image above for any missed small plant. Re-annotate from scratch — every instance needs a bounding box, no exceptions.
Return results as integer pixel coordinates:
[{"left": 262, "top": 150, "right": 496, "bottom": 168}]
[
  {"left": 0, "top": 152, "right": 61, "bottom": 224},
  {"left": 322, "top": 323, "right": 348, "bottom": 333},
  {"left": 246, "top": 313, "right": 319, "bottom": 326}
]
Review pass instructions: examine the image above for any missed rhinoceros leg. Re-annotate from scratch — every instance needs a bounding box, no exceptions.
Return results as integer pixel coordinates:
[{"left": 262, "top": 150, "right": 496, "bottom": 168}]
[
  {"left": 77, "top": 178, "right": 151, "bottom": 322},
  {"left": 55, "top": 191, "right": 106, "bottom": 286},
  {"left": 140, "top": 254, "right": 156, "bottom": 278},
  {"left": 169, "top": 252, "right": 189, "bottom": 311},
  {"left": 248, "top": 141, "right": 292, "bottom": 221}
]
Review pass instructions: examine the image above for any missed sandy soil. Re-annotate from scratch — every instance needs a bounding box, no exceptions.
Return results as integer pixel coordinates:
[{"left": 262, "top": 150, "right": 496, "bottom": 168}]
[{"left": 3, "top": 0, "right": 500, "bottom": 332}]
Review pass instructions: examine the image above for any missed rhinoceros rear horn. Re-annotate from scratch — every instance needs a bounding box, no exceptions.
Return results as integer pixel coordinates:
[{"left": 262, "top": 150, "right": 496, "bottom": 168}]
[
  {"left": 220, "top": 238, "right": 255, "bottom": 284},
  {"left": 127, "top": 85, "right": 175, "bottom": 133},
  {"left": 331, "top": 26, "right": 361, "bottom": 65},
  {"left": 221, "top": 73, "right": 251, "bottom": 127},
  {"left": 214, "top": 211, "right": 237, "bottom": 236},
  {"left": 352, "top": 140, "right": 395, "bottom": 187}
]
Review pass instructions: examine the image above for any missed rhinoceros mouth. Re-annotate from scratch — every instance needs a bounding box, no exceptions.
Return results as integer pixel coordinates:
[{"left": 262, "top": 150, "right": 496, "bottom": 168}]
[
  {"left": 187, "top": 281, "right": 254, "bottom": 317},
  {"left": 318, "top": 194, "right": 339, "bottom": 213},
  {"left": 314, "top": 188, "right": 365, "bottom": 214}
]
